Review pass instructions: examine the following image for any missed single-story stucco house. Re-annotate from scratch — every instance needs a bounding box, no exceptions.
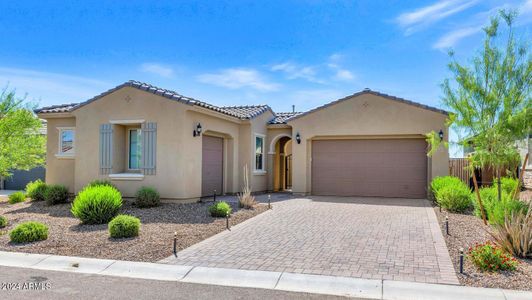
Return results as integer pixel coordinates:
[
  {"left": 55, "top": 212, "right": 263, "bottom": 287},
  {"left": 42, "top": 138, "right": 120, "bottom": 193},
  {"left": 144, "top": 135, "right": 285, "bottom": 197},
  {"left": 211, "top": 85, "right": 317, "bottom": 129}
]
[{"left": 35, "top": 80, "right": 449, "bottom": 201}]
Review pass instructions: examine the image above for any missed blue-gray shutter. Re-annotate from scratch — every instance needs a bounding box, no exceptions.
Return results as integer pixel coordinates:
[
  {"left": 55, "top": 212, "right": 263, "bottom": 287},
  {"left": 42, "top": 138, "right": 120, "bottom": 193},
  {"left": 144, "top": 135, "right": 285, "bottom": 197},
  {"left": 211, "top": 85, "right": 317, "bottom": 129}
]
[
  {"left": 141, "top": 122, "right": 157, "bottom": 175},
  {"left": 99, "top": 124, "right": 113, "bottom": 175}
]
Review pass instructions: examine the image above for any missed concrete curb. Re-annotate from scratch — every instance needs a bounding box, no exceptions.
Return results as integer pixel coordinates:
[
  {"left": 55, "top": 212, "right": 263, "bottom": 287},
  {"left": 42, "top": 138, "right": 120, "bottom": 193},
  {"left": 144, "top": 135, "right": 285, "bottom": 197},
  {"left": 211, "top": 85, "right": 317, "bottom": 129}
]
[{"left": 1, "top": 251, "right": 531, "bottom": 299}]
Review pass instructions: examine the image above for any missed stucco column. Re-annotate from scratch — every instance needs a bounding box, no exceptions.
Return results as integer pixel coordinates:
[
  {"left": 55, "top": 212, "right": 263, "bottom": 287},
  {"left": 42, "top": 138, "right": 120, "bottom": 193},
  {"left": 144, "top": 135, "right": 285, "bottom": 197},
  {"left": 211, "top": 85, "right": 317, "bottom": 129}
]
[{"left": 267, "top": 153, "right": 275, "bottom": 192}]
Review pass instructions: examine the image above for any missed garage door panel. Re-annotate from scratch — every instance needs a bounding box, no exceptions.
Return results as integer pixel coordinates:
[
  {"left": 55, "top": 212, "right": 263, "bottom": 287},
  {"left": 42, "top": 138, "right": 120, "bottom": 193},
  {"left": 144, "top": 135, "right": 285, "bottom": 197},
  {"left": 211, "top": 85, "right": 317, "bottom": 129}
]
[{"left": 312, "top": 139, "right": 427, "bottom": 198}]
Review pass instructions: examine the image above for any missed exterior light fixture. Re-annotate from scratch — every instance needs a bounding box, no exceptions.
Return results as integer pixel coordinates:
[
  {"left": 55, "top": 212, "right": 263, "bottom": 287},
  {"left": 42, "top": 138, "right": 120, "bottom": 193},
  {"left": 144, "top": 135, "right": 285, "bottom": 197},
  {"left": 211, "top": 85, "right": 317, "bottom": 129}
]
[
  {"left": 295, "top": 132, "right": 301, "bottom": 144},
  {"left": 193, "top": 123, "right": 202, "bottom": 137},
  {"left": 438, "top": 129, "right": 444, "bottom": 141}
]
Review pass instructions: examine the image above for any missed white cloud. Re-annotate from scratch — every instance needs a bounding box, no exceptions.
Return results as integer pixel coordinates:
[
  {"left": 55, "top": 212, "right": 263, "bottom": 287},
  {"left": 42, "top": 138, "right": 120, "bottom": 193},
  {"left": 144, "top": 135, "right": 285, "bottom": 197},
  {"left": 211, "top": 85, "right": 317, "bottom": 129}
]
[
  {"left": 0, "top": 67, "right": 109, "bottom": 106},
  {"left": 334, "top": 69, "right": 355, "bottom": 81},
  {"left": 197, "top": 68, "right": 279, "bottom": 92},
  {"left": 326, "top": 54, "right": 356, "bottom": 82},
  {"left": 140, "top": 63, "right": 174, "bottom": 78},
  {"left": 396, "top": 0, "right": 479, "bottom": 35},
  {"left": 271, "top": 62, "right": 323, "bottom": 83},
  {"left": 433, "top": 26, "right": 481, "bottom": 49}
]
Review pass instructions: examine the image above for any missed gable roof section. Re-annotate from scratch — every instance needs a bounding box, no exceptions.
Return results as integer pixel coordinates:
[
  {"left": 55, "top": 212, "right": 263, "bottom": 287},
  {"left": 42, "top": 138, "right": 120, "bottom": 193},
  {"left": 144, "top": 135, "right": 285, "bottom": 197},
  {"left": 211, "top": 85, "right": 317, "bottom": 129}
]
[
  {"left": 35, "top": 80, "right": 273, "bottom": 120},
  {"left": 268, "top": 112, "right": 303, "bottom": 124},
  {"left": 286, "top": 89, "right": 448, "bottom": 123}
]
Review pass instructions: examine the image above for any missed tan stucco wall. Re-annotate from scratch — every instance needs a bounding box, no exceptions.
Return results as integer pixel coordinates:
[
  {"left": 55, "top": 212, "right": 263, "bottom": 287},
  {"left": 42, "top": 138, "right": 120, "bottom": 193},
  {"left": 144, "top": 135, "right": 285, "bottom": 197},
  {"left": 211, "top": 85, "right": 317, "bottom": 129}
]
[
  {"left": 44, "top": 117, "right": 76, "bottom": 192},
  {"left": 248, "top": 111, "right": 274, "bottom": 192},
  {"left": 287, "top": 93, "right": 449, "bottom": 196}
]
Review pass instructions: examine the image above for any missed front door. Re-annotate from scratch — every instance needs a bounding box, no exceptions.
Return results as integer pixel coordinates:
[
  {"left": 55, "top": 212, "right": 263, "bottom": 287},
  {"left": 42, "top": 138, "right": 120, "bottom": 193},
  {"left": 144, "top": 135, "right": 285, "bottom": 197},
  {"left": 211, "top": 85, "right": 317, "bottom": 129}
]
[{"left": 202, "top": 135, "right": 223, "bottom": 197}]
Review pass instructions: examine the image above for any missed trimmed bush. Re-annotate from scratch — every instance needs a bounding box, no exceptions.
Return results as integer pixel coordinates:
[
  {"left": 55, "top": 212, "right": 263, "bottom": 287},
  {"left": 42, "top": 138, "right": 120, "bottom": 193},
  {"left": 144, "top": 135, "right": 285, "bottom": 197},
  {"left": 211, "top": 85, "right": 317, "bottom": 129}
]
[
  {"left": 108, "top": 214, "right": 140, "bottom": 238},
  {"left": 71, "top": 185, "right": 122, "bottom": 224},
  {"left": 87, "top": 179, "right": 116, "bottom": 189},
  {"left": 209, "top": 201, "right": 232, "bottom": 217},
  {"left": 135, "top": 187, "right": 160, "bottom": 208},
  {"left": 9, "top": 221, "right": 48, "bottom": 243},
  {"left": 8, "top": 192, "right": 26, "bottom": 204},
  {"left": 435, "top": 183, "right": 472, "bottom": 212},
  {"left": 430, "top": 176, "right": 464, "bottom": 198},
  {"left": 44, "top": 185, "right": 69, "bottom": 205},
  {"left": 26, "top": 179, "right": 48, "bottom": 201},
  {"left": 472, "top": 187, "right": 527, "bottom": 226},
  {"left": 0, "top": 216, "right": 7, "bottom": 228},
  {"left": 468, "top": 241, "right": 518, "bottom": 272}
]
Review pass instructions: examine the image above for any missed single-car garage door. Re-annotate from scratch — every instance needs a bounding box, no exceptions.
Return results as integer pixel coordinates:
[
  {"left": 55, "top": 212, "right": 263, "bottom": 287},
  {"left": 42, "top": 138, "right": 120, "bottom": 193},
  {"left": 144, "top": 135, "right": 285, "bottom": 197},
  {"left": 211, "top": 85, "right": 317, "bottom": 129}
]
[
  {"left": 312, "top": 139, "right": 427, "bottom": 198},
  {"left": 202, "top": 135, "right": 223, "bottom": 197}
]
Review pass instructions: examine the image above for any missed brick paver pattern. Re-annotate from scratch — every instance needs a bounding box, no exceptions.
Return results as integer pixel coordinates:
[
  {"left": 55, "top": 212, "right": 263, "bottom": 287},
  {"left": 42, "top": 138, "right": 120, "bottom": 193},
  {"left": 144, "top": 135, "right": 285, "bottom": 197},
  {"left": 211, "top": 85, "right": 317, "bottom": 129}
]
[{"left": 163, "top": 196, "right": 459, "bottom": 284}]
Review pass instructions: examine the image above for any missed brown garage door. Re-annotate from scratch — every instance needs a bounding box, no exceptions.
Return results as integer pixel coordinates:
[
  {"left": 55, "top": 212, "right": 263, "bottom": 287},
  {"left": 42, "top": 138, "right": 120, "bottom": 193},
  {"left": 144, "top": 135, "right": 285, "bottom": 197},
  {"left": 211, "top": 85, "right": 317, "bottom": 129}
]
[
  {"left": 202, "top": 135, "right": 223, "bottom": 197},
  {"left": 312, "top": 139, "right": 427, "bottom": 198}
]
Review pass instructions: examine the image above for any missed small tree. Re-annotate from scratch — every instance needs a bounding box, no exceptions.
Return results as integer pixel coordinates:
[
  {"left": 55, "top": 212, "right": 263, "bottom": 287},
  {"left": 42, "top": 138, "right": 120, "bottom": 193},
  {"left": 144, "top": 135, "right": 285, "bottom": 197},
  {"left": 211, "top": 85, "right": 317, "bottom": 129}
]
[
  {"left": 427, "top": 10, "right": 531, "bottom": 222},
  {"left": 0, "top": 86, "right": 46, "bottom": 181}
]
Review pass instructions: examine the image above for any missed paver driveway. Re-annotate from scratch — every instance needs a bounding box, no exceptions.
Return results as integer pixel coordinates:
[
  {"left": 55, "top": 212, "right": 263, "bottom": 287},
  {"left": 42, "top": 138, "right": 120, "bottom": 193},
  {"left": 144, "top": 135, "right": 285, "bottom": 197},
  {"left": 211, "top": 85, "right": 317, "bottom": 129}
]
[{"left": 162, "top": 196, "right": 458, "bottom": 284}]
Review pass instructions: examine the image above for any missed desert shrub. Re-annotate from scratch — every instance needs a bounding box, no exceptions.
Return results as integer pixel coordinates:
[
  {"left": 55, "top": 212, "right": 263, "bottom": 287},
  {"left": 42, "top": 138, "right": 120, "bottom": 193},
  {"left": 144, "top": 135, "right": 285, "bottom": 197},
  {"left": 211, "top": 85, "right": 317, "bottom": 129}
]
[
  {"left": 435, "top": 184, "right": 471, "bottom": 212},
  {"left": 500, "top": 177, "right": 519, "bottom": 196},
  {"left": 71, "top": 185, "right": 122, "bottom": 224},
  {"left": 8, "top": 192, "right": 26, "bottom": 204},
  {"left": 44, "top": 185, "right": 69, "bottom": 205},
  {"left": 430, "top": 176, "right": 464, "bottom": 199},
  {"left": 86, "top": 179, "right": 116, "bottom": 189},
  {"left": 472, "top": 187, "right": 527, "bottom": 225},
  {"left": 108, "top": 214, "right": 140, "bottom": 238},
  {"left": 468, "top": 241, "right": 518, "bottom": 272},
  {"left": 0, "top": 216, "right": 7, "bottom": 228},
  {"left": 135, "top": 187, "right": 160, "bottom": 208},
  {"left": 209, "top": 201, "right": 232, "bottom": 217},
  {"left": 26, "top": 179, "right": 48, "bottom": 201},
  {"left": 9, "top": 221, "right": 48, "bottom": 243},
  {"left": 238, "top": 165, "right": 257, "bottom": 209},
  {"left": 490, "top": 205, "right": 532, "bottom": 258}
]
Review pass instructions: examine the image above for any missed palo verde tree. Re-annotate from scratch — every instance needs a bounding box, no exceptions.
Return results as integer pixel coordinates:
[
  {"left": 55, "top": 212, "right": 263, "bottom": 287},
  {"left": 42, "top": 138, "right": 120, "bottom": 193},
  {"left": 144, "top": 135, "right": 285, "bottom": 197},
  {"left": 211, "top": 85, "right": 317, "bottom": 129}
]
[
  {"left": 427, "top": 10, "right": 531, "bottom": 212},
  {"left": 0, "top": 86, "right": 46, "bottom": 182}
]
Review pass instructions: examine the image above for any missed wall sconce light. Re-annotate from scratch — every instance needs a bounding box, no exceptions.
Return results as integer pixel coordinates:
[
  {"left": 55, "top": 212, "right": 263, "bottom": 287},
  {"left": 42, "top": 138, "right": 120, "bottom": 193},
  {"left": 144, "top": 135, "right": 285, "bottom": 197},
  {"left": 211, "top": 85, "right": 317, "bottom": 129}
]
[
  {"left": 295, "top": 132, "right": 301, "bottom": 144},
  {"left": 193, "top": 123, "right": 202, "bottom": 137},
  {"left": 438, "top": 129, "right": 444, "bottom": 141}
]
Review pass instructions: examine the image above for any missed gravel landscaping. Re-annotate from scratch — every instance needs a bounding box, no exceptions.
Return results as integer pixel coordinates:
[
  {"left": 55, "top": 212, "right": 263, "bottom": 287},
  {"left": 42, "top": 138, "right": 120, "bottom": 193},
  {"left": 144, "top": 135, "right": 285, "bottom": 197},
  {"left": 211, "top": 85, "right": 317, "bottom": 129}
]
[
  {"left": 0, "top": 197, "right": 267, "bottom": 262},
  {"left": 434, "top": 191, "right": 532, "bottom": 291}
]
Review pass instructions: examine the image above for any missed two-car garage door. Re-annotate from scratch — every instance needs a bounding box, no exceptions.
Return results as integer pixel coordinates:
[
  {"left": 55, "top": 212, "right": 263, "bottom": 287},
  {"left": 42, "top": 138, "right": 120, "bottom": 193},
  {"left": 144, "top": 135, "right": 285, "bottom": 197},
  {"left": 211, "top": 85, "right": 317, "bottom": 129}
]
[{"left": 311, "top": 139, "right": 427, "bottom": 198}]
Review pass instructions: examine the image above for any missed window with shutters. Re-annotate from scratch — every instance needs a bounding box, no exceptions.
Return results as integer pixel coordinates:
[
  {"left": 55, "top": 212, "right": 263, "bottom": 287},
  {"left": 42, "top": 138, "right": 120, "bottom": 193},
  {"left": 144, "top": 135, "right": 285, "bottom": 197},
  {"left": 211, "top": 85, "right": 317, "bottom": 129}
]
[{"left": 128, "top": 128, "right": 142, "bottom": 170}]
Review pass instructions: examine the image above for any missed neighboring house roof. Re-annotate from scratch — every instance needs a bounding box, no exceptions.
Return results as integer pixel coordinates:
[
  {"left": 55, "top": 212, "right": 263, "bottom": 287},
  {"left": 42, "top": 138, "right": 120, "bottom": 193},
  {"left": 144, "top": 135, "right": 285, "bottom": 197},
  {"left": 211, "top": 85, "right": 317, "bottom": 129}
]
[
  {"left": 35, "top": 80, "right": 273, "bottom": 120},
  {"left": 268, "top": 112, "right": 303, "bottom": 124},
  {"left": 286, "top": 88, "right": 449, "bottom": 123}
]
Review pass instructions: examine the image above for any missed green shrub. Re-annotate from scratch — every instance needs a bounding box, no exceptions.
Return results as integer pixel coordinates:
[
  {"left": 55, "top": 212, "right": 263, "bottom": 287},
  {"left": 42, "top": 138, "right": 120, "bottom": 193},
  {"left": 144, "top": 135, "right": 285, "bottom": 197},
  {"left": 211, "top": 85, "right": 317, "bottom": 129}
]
[
  {"left": 87, "top": 179, "right": 116, "bottom": 189},
  {"left": 435, "top": 184, "right": 472, "bottom": 212},
  {"left": 26, "top": 179, "right": 48, "bottom": 201},
  {"left": 135, "top": 187, "right": 160, "bottom": 208},
  {"left": 8, "top": 192, "right": 26, "bottom": 204},
  {"left": 108, "top": 214, "right": 140, "bottom": 238},
  {"left": 501, "top": 177, "right": 519, "bottom": 196},
  {"left": 0, "top": 216, "right": 7, "bottom": 228},
  {"left": 209, "top": 201, "right": 232, "bottom": 217},
  {"left": 44, "top": 185, "right": 69, "bottom": 205},
  {"left": 430, "top": 176, "right": 465, "bottom": 199},
  {"left": 71, "top": 185, "right": 122, "bottom": 224},
  {"left": 472, "top": 187, "right": 528, "bottom": 226},
  {"left": 468, "top": 241, "right": 518, "bottom": 272},
  {"left": 9, "top": 222, "right": 48, "bottom": 243}
]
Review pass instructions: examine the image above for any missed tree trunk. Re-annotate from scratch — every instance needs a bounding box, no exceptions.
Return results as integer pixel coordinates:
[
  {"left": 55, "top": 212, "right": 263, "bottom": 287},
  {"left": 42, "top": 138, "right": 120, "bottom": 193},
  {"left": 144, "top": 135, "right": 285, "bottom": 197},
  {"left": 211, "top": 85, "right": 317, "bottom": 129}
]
[
  {"left": 471, "top": 164, "right": 488, "bottom": 225},
  {"left": 497, "top": 169, "right": 502, "bottom": 202}
]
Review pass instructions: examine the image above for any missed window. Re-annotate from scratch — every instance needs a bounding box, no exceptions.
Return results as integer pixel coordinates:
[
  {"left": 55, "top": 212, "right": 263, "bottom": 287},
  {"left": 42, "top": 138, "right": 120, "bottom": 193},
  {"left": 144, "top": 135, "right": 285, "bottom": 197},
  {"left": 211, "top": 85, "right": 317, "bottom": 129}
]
[
  {"left": 255, "top": 135, "right": 264, "bottom": 171},
  {"left": 58, "top": 128, "right": 75, "bottom": 155},
  {"left": 128, "top": 129, "right": 142, "bottom": 170}
]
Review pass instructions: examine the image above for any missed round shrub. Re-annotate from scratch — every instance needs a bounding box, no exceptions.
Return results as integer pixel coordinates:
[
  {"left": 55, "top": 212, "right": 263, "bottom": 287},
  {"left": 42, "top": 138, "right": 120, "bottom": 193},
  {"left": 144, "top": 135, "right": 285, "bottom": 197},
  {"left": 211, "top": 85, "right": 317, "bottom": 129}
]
[
  {"left": 8, "top": 192, "right": 26, "bottom": 204},
  {"left": 135, "top": 187, "right": 160, "bottom": 208},
  {"left": 436, "top": 184, "right": 471, "bottom": 212},
  {"left": 109, "top": 214, "right": 140, "bottom": 238},
  {"left": 0, "top": 216, "right": 8, "bottom": 228},
  {"left": 71, "top": 185, "right": 122, "bottom": 224},
  {"left": 26, "top": 179, "right": 48, "bottom": 202},
  {"left": 9, "top": 221, "right": 48, "bottom": 243},
  {"left": 430, "top": 176, "right": 464, "bottom": 200},
  {"left": 208, "top": 201, "right": 232, "bottom": 217},
  {"left": 44, "top": 185, "right": 69, "bottom": 205},
  {"left": 500, "top": 177, "right": 518, "bottom": 196},
  {"left": 87, "top": 179, "right": 116, "bottom": 189}
]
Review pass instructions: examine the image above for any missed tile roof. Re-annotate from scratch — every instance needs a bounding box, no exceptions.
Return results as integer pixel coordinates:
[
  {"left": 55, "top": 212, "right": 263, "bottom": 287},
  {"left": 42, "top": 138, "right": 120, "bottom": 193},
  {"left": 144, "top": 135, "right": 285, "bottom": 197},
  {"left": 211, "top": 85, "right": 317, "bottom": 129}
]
[
  {"left": 35, "top": 80, "right": 272, "bottom": 120},
  {"left": 286, "top": 88, "right": 448, "bottom": 122},
  {"left": 268, "top": 112, "right": 303, "bottom": 124}
]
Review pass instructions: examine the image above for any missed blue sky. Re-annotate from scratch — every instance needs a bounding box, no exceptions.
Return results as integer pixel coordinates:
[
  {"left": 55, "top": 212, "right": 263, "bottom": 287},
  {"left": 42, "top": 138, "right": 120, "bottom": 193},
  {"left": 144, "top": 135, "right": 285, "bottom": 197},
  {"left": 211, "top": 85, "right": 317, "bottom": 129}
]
[{"left": 1, "top": 0, "right": 531, "bottom": 156}]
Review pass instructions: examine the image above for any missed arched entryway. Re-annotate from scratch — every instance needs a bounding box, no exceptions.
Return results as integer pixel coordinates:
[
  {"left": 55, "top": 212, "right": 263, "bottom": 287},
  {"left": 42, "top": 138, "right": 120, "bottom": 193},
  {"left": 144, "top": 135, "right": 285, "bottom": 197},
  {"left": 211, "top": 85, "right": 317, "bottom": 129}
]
[{"left": 273, "top": 137, "right": 292, "bottom": 191}]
